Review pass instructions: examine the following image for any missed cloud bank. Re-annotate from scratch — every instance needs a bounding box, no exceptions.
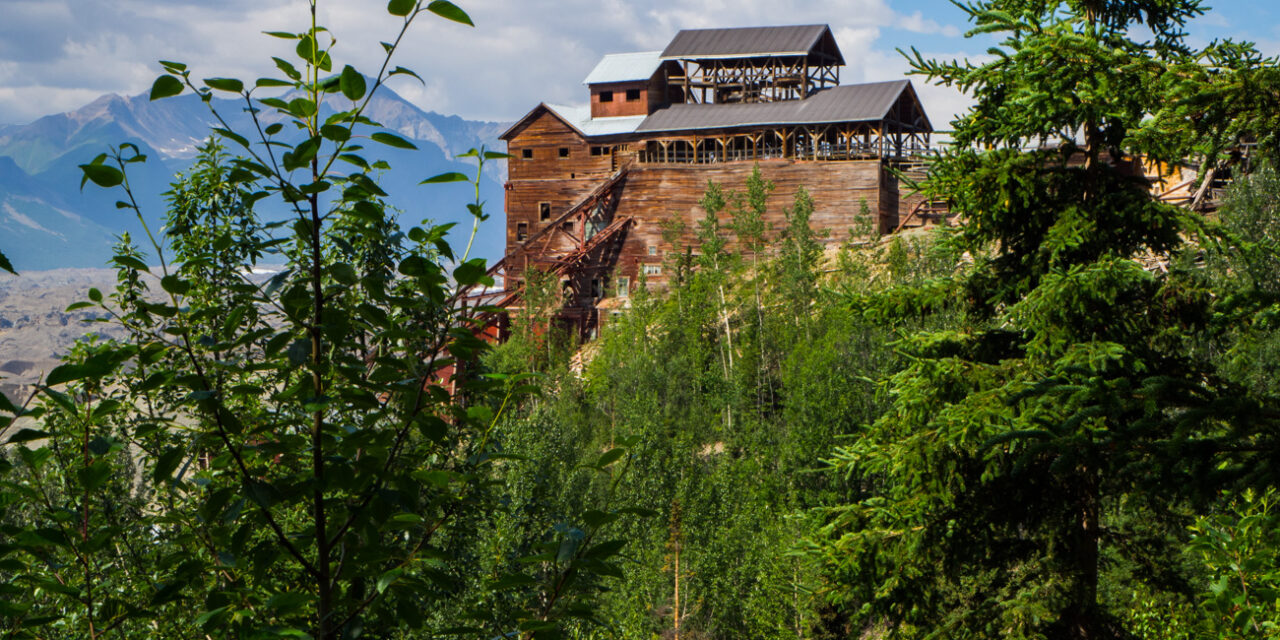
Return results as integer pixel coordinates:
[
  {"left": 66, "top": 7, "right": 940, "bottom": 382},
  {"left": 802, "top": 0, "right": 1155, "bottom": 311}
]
[{"left": 0, "top": 0, "right": 988, "bottom": 129}]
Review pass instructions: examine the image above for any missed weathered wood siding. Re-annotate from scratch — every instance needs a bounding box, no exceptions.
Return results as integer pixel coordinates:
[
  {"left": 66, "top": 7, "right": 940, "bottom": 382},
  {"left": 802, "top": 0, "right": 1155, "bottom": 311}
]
[
  {"left": 505, "top": 115, "right": 894, "bottom": 332},
  {"left": 601, "top": 159, "right": 890, "bottom": 291},
  {"left": 505, "top": 110, "right": 612, "bottom": 255},
  {"left": 590, "top": 81, "right": 652, "bottom": 118}
]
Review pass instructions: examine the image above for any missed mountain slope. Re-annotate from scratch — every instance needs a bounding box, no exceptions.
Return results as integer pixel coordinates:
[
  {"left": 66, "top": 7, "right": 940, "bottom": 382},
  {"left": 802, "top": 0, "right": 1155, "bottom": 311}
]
[{"left": 0, "top": 87, "right": 511, "bottom": 270}]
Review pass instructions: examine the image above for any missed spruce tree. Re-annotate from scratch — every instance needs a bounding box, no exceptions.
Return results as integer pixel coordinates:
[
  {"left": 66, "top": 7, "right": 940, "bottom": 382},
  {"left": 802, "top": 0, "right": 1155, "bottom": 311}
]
[{"left": 821, "top": 2, "right": 1278, "bottom": 638}]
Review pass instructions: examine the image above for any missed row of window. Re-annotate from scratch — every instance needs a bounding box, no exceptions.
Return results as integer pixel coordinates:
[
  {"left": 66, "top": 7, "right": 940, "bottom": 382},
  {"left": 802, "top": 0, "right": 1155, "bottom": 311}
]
[
  {"left": 599, "top": 89, "right": 642, "bottom": 103},
  {"left": 519, "top": 146, "right": 613, "bottom": 160}
]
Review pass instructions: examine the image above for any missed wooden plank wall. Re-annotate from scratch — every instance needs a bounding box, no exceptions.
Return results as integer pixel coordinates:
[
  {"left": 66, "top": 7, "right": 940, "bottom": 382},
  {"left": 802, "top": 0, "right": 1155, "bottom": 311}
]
[
  {"left": 602, "top": 159, "right": 888, "bottom": 292},
  {"left": 590, "top": 81, "right": 651, "bottom": 118},
  {"left": 504, "top": 109, "right": 893, "bottom": 332}
]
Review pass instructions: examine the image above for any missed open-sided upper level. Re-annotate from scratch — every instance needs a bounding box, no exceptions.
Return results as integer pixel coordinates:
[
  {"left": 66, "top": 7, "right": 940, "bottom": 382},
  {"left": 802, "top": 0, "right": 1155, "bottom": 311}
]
[{"left": 501, "top": 24, "right": 934, "bottom": 166}]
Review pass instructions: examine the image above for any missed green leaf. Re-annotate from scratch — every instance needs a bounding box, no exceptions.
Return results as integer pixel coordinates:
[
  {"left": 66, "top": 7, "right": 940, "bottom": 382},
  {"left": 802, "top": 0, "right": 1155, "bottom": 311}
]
[
  {"left": 273, "top": 56, "right": 302, "bottom": 81},
  {"left": 0, "top": 251, "right": 14, "bottom": 275},
  {"left": 6, "top": 429, "right": 48, "bottom": 444},
  {"left": 421, "top": 172, "right": 468, "bottom": 184},
  {"left": 387, "top": 0, "right": 416, "bottom": 16},
  {"left": 370, "top": 132, "right": 417, "bottom": 150},
  {"left": 194, "top": 607, "right": 229, "bottom": 629},
  {"left": 331, "top": 262, "right": 358, "bottom": 286},
  {"left": 288, "top": 97, "right": 318, "bottom": 118},
  {"left": 296, "top": 35, "right": 318, "bottom": 63},
  {"left": 377, "top": 568, "right": 404, "bottom": 594},
  {"left": 112, "top": 255, "right": 149, "bottom": 271},
  {"left": 389, "top": 66, "right": 424, "bottom": 85},
  {"left": 453, "top": 259, "right": 487, "bottom": 286},
  {"left": 204, "top": 77, "right": 244, "bottom": 93},
  {"left": 78, "top": 460, "right": 112, "bottom": 492},
  {"left": 45, "top": 356, "right": 118, "bottom": 386},
  {"left": 153, "top": 447, "right": 184, "bottom": 483},
  {"left": 244, "top": 479, "right": 284, "bottom": 508},
  {"left": 150, "top": 75, "right": 184, "bottom": 100},
  {"left": 255, "top": 77, "right": 295, "bottom": 88},
  {"left": 79, "top": 163, "right": 124, "bottom": 189},
  {"left": 0, "top": 389, "right": 18, "bottom": 415},
  {"left": 88, "top": 287, "right": 102, "bottom": 302},
  {"left": 427, "top": 0, "right": 474, "bottom": 26},
  {"left": 265, "top": 123, "right": 284, "bottom": 136},
  {"left": 489, "top": 573, "right": 536, "bottom": 590},
  {"left": 595, "top": 448, "right": 626, "bottom": 468},
  {"left": 583, "top": 539, "right": 626, "bottom": 559},
  {"left": 320, "top": 124, "right": 351, "bottom": 142},
  {"left": 339, "top": 65, "right": 366, "bottom": 101},
  {"left": 264, "top": 31, "right": 299, "bottom": 40},
  {"left": 160, "top": 275, "right": 191, "bottom": 296}
]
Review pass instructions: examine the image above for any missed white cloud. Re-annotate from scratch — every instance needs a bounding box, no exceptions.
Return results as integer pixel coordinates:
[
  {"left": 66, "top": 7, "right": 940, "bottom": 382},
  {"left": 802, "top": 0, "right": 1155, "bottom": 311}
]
[
  {"left": 2, "top": 0, "right": 1274, "bottom": 129},
  {"left": 896, "top": 11, "right": 961, "bottom": 37},
  {"left": 0, "top": 0, "right": 980, "bottom": 125}
]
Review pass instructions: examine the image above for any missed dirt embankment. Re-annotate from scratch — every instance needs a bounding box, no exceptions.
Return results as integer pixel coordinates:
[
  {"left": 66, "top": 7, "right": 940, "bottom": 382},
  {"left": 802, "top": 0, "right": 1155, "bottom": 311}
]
[{"left": 0, "top": 268, "right": 132, "bottom": 403}]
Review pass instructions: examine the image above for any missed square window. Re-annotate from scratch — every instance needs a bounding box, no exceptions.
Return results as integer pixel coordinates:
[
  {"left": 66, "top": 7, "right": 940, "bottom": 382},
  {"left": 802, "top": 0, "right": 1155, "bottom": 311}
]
[
  {"left": 539, "top": 202, "right": 551, "bottom": 221},
  {"left": 521, "top": 148, "right": 532, "bottom": 159},
  {"left": 648, "top": 245, "right": 658, "bottom": 256},
  {"left": 626, "top": 89, "right": 641, "bottom": 101},
  {"left": 516, "top": 222, "right": 528, "bottom": 242},
  {"left": 644, "top": 264, "right": 662, "bottom": 276},
  {"left": 599, "top": 91, "right": 613, "bottom": 102},
  {"left": 559, "top": 147, "right": 570, "bottom": 158}
]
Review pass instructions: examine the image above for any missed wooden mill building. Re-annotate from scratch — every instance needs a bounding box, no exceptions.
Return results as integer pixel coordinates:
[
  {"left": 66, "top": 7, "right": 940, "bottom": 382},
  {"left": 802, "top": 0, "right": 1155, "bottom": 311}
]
[{"left": 491, "top": 24, "right": 934, "bottom": 335}]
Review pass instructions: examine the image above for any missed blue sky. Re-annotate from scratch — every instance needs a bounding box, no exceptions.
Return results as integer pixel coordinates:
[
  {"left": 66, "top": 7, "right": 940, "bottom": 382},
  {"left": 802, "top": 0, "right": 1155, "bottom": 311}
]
[{"left": 0, "top": 0, "right": 1274, "bottom": 128}]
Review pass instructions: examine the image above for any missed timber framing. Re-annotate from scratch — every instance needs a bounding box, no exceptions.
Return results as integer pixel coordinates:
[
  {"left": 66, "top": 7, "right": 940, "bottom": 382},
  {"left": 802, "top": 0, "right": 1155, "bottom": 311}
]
[{"left": 495, "top": 23, "right": 938, "bottom": 337}]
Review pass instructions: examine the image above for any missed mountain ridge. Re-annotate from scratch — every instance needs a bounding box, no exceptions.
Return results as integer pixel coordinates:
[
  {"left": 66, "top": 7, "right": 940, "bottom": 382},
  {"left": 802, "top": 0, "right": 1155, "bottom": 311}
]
[{"left": 0, "top": 85, "right": 511, "bottom": 270}]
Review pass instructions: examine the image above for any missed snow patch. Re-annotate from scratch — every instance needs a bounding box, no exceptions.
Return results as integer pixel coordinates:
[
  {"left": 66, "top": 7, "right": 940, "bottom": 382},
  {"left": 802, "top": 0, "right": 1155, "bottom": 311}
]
[{"left": 2, "top": 201, "right": 63, "bottom": 238}]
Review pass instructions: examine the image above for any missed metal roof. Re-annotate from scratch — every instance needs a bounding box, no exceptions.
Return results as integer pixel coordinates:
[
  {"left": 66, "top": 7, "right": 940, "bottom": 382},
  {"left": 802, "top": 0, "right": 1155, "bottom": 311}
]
[
  {"left": 660, "top": 25, "right": 843, "bottom": 64},
  {"left": 546, "top": 104, "right": 647, "bottom": 137},
  {"left": 583, "top": 51, "right": 663, "bottom": 85},
  {"left": 499, "top": 102, "right": 646, "bottom": 140},
  {"left": 635, "top": 80, "right": 922, "bottom": 134}
]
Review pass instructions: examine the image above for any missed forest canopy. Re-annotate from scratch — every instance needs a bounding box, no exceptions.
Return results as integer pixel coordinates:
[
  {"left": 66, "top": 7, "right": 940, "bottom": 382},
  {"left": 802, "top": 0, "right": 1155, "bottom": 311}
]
[{"left": 2, "top": 0, "right": 1280, "bottom": 639}]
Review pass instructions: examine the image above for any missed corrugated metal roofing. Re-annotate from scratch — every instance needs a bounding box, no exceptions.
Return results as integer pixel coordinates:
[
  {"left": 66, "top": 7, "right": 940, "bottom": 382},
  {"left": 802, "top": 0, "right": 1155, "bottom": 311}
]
[
  {"left": 661, "top": 25, "right": 837, "bottom": 61},
  {"left": 583, "top": 51, "right": 663, "bottom": 85},
  {"left": 635, "top": 80, "right": 915, "bottom": 134},
  {"left": 500, "top": 103, "right": 646, "bottom": 140},
  {"left": 545, "top": 104, "right": 647, "bottom": 137}
]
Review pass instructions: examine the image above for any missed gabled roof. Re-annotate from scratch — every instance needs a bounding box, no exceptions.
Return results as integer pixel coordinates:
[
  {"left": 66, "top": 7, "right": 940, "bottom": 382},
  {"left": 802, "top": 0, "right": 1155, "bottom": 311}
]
[
  {"left": 583, "top": 51, "right": 663, "bottom": 85},
  {"left": 635, "top": 80, "right": 928, "bottom": 134},
  {"left": 499, "top": 103, "right": 645, "bottom": 141},
  {"left": 660, "top": 24, "right": 844, "bottom": 65}
]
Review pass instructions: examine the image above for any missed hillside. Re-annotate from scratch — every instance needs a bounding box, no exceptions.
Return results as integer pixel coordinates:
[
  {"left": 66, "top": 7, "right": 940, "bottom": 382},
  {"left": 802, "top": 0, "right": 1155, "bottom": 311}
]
[{"left": 0, "top": 87, "right": 511, "bottom": 270}]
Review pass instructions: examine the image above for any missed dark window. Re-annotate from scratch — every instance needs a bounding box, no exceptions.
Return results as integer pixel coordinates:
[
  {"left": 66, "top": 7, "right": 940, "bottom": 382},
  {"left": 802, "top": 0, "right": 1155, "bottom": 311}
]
[
  {"left": 516, "top": 222, "right": 528, "bottom": 242},
  {"left": 626, "top": 88, "right": 641, "bottom": 101},
  {"left": 590, "top": 278, "right": 601, "bottom": 298},
  {"left": 599, "top": 91, "right": 613, "bottom": 102},
  {"left": 559, "top": 147, "right": 570, "bottom": 158},
  {"left": 521, "top": 148, "right": 532, "bottom": 159},
  {"left": 590, "top": 145, "right": 611, "bottom": 156},
  {"left": 539, "top": 202, "right": 551, "bottom": 221}
]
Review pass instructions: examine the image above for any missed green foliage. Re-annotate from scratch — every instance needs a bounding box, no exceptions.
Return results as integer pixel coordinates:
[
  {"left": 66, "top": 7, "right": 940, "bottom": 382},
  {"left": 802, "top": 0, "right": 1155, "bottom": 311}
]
[
  {"left": 470, "top": 173, "right": 949, "bottom": 639},
  {"left": 822, "top": 2, "right": 1280, "bottom": 639},
  {"left": 0, "top": 3, "right": 633, "bottom": 639},
  {"left": 1188, "top": 489, "right": 1280, "bottom": 638}
]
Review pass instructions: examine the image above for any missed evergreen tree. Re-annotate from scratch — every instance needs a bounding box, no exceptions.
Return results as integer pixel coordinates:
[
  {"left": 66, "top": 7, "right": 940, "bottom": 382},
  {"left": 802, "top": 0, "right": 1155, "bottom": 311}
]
[{"left": 821, "top": 2, "right": 1280, "bottom": 638}]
